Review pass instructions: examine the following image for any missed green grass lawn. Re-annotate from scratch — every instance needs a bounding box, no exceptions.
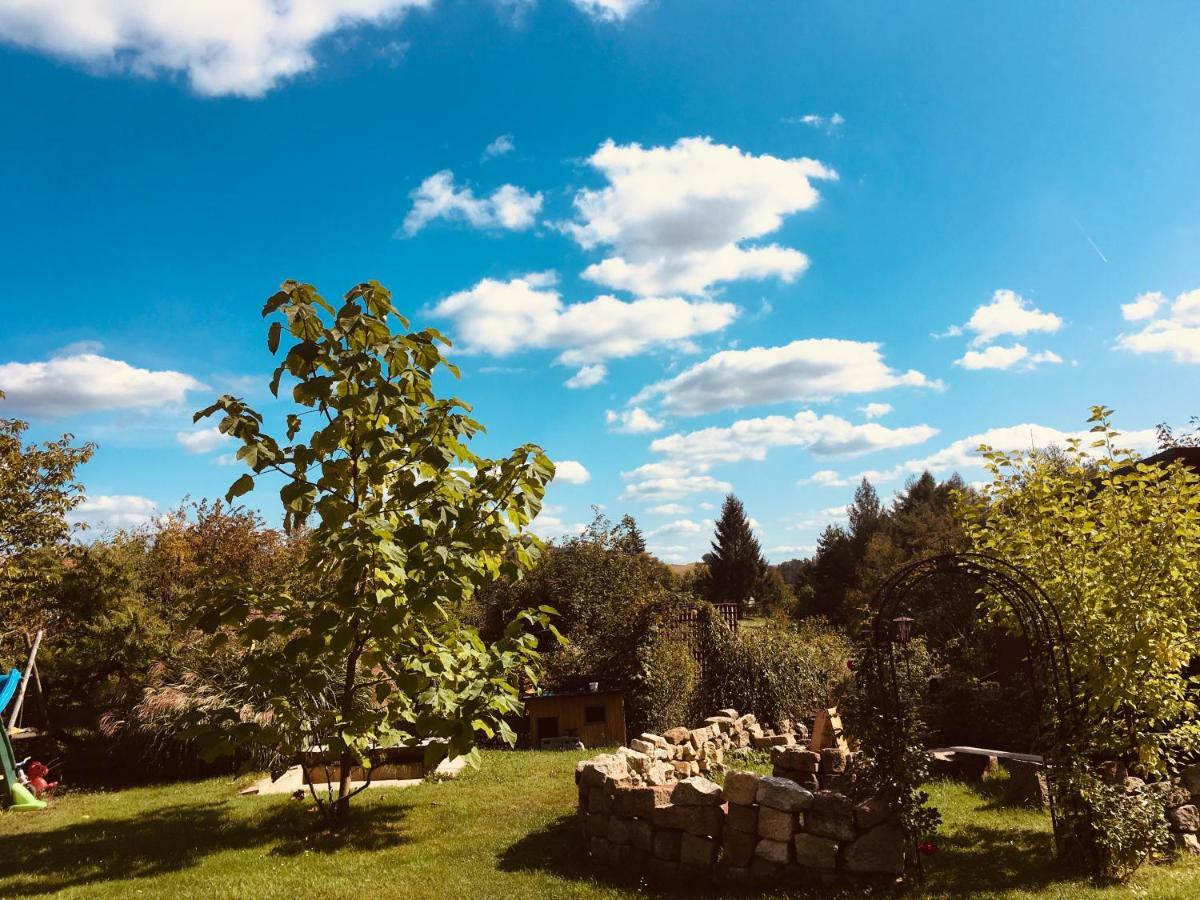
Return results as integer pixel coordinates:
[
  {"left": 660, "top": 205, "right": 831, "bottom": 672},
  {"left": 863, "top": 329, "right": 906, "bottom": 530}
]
[{"left": 1, "top": 751, "right": 1197, "bottom": 899}]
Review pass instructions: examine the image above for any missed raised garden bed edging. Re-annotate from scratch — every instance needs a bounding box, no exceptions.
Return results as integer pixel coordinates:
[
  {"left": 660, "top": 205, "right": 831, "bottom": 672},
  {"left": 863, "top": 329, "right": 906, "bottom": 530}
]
[{"left": 574, "top": 709, "right": 904, "bottom": 886}]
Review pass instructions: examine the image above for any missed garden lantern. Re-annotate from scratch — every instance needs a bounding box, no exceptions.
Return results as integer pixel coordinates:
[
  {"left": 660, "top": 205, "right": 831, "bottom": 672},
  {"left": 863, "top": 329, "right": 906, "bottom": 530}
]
[{"left": 892, "top": 615, "right": 915, "bottom": 645}]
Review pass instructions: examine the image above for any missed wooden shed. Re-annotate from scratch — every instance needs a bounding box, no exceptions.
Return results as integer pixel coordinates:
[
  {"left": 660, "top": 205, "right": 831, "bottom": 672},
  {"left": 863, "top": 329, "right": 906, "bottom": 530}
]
[{"left": 524, "top": 688, "right": 626, "bottom": 749}]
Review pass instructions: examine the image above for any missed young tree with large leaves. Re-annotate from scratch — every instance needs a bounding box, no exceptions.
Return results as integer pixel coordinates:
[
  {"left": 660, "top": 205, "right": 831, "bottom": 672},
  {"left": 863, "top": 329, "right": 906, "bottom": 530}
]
[
  {"left": 191, "top": 280, "right": 560, "bottom": 824},
  {"left": 966, "top": 406, "right": 1200, "bottom": 776},
  {"left": 703, "top": 494, "right": 766, "bottom": 610},
  {"left": 0, "top": 390, "right": 94, "bottom": 654}
]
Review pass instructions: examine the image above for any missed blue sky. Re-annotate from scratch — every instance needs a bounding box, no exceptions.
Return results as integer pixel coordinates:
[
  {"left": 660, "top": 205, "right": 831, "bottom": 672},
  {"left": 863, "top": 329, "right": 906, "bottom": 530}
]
[{"left": 2, "top": 1, "right": 1198, "bottom": 563}]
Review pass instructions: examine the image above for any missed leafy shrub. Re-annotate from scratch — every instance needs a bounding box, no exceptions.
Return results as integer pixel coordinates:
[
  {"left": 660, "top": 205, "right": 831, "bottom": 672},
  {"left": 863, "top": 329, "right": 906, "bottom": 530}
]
[
  {"left": 635, "top": 629, "right": 699, "bottom": 734},
  {"left": 692, "top": 605, "right": 852, "bottom": 727}
]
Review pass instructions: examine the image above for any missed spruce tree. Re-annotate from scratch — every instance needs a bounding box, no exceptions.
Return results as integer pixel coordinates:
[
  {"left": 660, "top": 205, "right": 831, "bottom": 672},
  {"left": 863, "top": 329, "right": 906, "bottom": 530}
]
[
  {"left": 618, "top": 513, "right": 647, "bottom": 554},
  {"left": 702, "top": 493, "right": 766, "bottom": 609}
]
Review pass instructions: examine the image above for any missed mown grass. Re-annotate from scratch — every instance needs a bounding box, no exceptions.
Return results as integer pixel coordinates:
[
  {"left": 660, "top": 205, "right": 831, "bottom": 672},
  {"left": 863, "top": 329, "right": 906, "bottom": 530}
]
[{"left": 0, "top": 750, "right": 1197, "bottom": 899}]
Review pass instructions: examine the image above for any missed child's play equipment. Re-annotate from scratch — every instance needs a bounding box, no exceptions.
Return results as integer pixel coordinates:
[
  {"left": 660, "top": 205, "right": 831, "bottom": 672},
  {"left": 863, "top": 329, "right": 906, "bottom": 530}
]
[{"left": 2, "top": 632, "right": 51, "bottom": 812}]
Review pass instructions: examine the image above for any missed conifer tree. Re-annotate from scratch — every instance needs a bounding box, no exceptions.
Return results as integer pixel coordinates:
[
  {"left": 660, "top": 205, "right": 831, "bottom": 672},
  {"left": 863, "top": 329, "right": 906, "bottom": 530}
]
[
  {"left": 618, "top": 513, "right": 647, "bottom": 554},
  {"left": 702, "top": 494, "right": 765, "bottom": 608}
]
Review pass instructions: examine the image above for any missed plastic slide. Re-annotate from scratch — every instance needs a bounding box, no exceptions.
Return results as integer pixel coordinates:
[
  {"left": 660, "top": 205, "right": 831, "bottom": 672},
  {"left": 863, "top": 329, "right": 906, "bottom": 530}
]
[{"left": 2, "top": 668, "right": 46, "bottom": 811}]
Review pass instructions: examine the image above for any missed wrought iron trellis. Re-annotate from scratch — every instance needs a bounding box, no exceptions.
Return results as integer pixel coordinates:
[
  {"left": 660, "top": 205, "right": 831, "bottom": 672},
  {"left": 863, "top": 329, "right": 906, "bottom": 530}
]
[{"left": 866, "top": 551, "right": 1094, "bottom": 871}]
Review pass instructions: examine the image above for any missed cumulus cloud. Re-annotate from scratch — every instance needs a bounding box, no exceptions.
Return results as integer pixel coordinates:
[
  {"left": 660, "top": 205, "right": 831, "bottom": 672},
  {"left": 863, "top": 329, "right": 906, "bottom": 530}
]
[
  {"left": 621, "top": 411, "right": 935, "bottom": 501},
  {"left": 1121, "top": 291, "right": 1166, "bottom": 322},
  {"left": 951, "top": 289, "right": 1063, "bottom": 347},
  {"left": 176, "top": 425, "right": 232, "bottom": 454},
  {"left": 955, "top": 344, "right": 1062, "bottom": 371},
  {"left": 430, "top": 273, "right": 737, "bottom": 367},
  {"left": 70, "top": 494, "right": 159, "bottom": 529},
  {"left": 606, "top": 407, "right": 664, "bottom": 434},
  {"left": 571, "top": 0, "right": 646, "bottom": 22},
  {"left": 785, "top": 113, "right": 845, "bottom": 132},
  {"left": 1117, "top": 288, "right": 1200, "bottom": 363},
  {"left": 554, "top": 459, "right": 591, "bottom": 484},
  {"left": 482, "top": 134, "right": 514, "bottom": 159},
  {"left": 859, "top": 402, "right": 893, "bottom": 419},
  {"left": 565, "top": 364, "right": 606, "bottom": 389},
  {"left": 648, "top": 503, "right": 690, "bottom": 515},
  {"left": 0, "top": 351, "right": 204, "bottom": 416},
  {"left": 835, "top": 422, "right": 1159, "bottom": 486},
  {"left": 0, "top": 0, "right": 432, "bottom": 97},
  {"left": 563, "top": 136, "right": 835, "bottom": 296},
  {"left": 402, "top": 171, "right": 542, "bottom": 235},
  {"left": 633, "top": 339, "right": 938, "bottom": 416},
  {"left": 648, "top": 411, "right": 936, "bottom": 468},
  {"left": 646, "top": 519, "right": 702, "bottom": 537}
]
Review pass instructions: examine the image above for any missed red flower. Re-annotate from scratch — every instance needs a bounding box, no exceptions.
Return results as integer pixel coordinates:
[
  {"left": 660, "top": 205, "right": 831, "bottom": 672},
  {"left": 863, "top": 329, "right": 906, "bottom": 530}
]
[{"left": 918, "top": 842, "right": 937, "bottom": 856}]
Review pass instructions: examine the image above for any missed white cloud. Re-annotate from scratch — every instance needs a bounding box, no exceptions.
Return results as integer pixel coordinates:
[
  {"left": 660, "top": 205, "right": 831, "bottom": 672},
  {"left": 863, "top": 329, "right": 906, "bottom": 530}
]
[
  {"left": 844, "top": 422, "right": 1159, "bottom": 485},
  {"left": 402, "top": 171, "right": 542, "bottom": 235},
  {"left": 571, "top": 0, "right": 646, "bottom": 22},
  {"left": 70, "top": 494, "right": 158, "bottom": 529},
  {"left": 767, "top": 544, "right": 815, "bottom": 558},
  {"left": 620, "top": 462, "right": 732, "bottom": 502},
  {"left": 621, "top": 410, "right": 936, "bottom": 502},
  {"left": 648, "top": 503, "right": 690, "bottom": 515},
  {"left": 531, "top": 512, "right": 587, "bottom": 542},
  {"left": 176, "top": 425, "right": 232, "bottom": 454},
  {"left": 606, "top": 406, "right": 664, "bottom": 434},
  {"left": 431, "top": 273, "right": 737, "bottom": 366},
  {"left": 859, "top": 402, "right": 893, "bottom": 419},
  {"left": 646, "top": 519, "right": 702, "bottom": 537},
  {"left": 786, "top": 112, "right": 845, "bottom": 132},
  {"left": 0, "top": 0, "right": 432, "bottom": 97},
  {"left": 954, "top": 289, "right": 1063, "bottom": 347},
  {"left": 800, "top": 469, "right": 845, "bottom": 486},
  {"left": 1121, "top": 291, "right": 1166, "bottom": 322},
  {"left": 954, "top": 343, "right": 1063, "bottom": 371},
  {"left": 564, "top": 136, "right": 836, "bottom": 296},
  {"left": 482, "top": 134, "right": 514, "bottom": 159},
  {"left": 0, "top": 351, "right": 204, "bottom": 416},
  {"left": 649, "top": 411, "right": 937, "bottom": 469},
  {"left": 821, "top": 505, "right": 848, "bottom": 519},
  {"left": 554, "top": 460, "right": 591, "bottom": 484},
  {"left": 634, "top": 339, "right": 938, "bottom": 416},
  {"left": 1117, "top": 288, "right": 1200, "bottom": 363},
  {"left": 565, "top": 364, "right": 606, "bottom": 389}
]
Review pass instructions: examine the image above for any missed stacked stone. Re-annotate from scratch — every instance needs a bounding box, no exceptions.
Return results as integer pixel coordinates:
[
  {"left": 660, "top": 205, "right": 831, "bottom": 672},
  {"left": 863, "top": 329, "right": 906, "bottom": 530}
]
[
  {"left": 771, "top": 744, "right": 858, "bottom": 792},
  {"left": 1160, "top": 764, "right": 1200, "bottom": 855},
  {"left": 627, "top": 708, "right": 811, "bottom": 782},
  {"left": 576, "top": 754, "right": 726, "bottom": 880}
]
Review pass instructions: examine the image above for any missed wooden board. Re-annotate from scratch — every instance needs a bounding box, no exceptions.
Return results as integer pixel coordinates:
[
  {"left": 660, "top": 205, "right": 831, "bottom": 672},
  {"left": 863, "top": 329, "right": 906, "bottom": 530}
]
[{"left": 808, "top": 707, "right": 848, "bottom": 753}]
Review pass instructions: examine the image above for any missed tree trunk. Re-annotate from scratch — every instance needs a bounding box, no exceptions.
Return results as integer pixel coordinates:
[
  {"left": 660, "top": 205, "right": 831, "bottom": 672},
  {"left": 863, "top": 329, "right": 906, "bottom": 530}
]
[{"left": 332, "top": 632, "right": 365, "bottom": 827}]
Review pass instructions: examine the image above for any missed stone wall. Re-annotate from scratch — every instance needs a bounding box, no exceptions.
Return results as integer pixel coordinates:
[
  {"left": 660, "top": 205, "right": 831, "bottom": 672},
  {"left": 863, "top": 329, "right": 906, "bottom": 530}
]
[
  {"left": 575, "top": 709, "right": 904, "bottom": 886},
  {"left": 1158, "top": 764, "right": 1200, "bottom": 855}
]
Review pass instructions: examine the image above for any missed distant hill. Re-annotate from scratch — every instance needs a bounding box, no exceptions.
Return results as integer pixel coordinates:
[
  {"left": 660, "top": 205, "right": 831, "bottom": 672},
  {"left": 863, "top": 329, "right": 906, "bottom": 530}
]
[{"left": 664, "top": 562, "right": 703, "bottom": 576}]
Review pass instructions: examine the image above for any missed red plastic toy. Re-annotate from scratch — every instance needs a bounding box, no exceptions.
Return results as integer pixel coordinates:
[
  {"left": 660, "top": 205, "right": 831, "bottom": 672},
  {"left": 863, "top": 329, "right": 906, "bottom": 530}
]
[{"left": 23, "top": 760, "right": 58, "bottom": 796}]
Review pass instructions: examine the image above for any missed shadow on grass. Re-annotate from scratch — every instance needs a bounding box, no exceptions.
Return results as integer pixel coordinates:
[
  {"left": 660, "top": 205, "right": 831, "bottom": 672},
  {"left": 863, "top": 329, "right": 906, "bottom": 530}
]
[
  {"left": 926, "top": 820, "right": 1078, "bottom": 895},
  {"left": 0, "top": 797, "right": 413, "bottom": 896}
]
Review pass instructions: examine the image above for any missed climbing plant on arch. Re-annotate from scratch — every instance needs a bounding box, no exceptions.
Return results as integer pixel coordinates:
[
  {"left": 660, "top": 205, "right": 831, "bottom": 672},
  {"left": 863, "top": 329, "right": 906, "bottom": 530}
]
[{"left": 853, "top": 552, "right": 1099, "bottom": 879}]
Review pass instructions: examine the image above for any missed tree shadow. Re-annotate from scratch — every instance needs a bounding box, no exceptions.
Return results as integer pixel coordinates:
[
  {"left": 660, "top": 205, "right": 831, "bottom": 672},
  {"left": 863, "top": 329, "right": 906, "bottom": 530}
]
[
  {"left": 0, "top": 796, "right": 413, "bottom": 896},
  {"left": 927, "top": 822, "right": 1078, "bottom": 894}
]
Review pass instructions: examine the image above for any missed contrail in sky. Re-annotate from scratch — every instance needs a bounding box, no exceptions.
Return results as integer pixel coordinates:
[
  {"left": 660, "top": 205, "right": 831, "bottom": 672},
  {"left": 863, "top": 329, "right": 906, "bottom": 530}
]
[{"left": 1073, "top": 217, "right": 1108, "bottom": 263}]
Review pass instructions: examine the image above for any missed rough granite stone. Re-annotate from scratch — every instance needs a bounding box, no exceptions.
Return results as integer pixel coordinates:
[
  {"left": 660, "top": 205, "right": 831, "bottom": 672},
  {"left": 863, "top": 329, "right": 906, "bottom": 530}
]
[
  {"left": 652, "top": 803, "right": 724, "bottom": 836},
  {"left": 842, "top": 823, "right": 905, "bottom": 875},
  {"left": 577, "top": 754, "right": 630, "bottom": 788},
  {"left": 680, "top": 832, "right": 717, "bottom": 868},
  {"left": 722, "top": 827, "right": 757, "bottom": 867},
  {"left": 756, "top": 776, "right": 814, "bottom": 813},
  {"left": 793, "top": 832, "right": 839, "bottom": 870},
  {"left": 854, "top": 795, "right": 892, "bottom": 830},
  {"left": 723, "top": 770, "right": 760, "bottom": 806},
  {"left": 612, "top": 784, "right": 675, "bottom": 817},
  {"left": 757, "top": 805, "right": 797, "bottom": 842},
  {"left": 754, "top": 837, "right": 791, "bottom": 865},
  {"left": 1168, "top": 804, "right": 1199, "bottom": 833},
  {"left": 663, "top": 726, "right": 692, "bottom": 745},
  {"left": 653, "top": 828, "right": 682, "bottom": 861},
  {"left": 772, "top": 746, "right": 820, "bottom": 773},
  {"left": 672, "top": 775, "right": 724, "bottom": 806},
  {"left": 728, "top": 803, "right": 758, "bottom": 834}
]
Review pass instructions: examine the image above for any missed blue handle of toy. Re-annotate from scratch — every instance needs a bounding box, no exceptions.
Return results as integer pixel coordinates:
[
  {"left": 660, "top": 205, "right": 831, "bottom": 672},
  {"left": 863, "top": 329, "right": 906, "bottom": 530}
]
[{"left": 0, "top": 669, "right": 20, "bottom": 715}]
